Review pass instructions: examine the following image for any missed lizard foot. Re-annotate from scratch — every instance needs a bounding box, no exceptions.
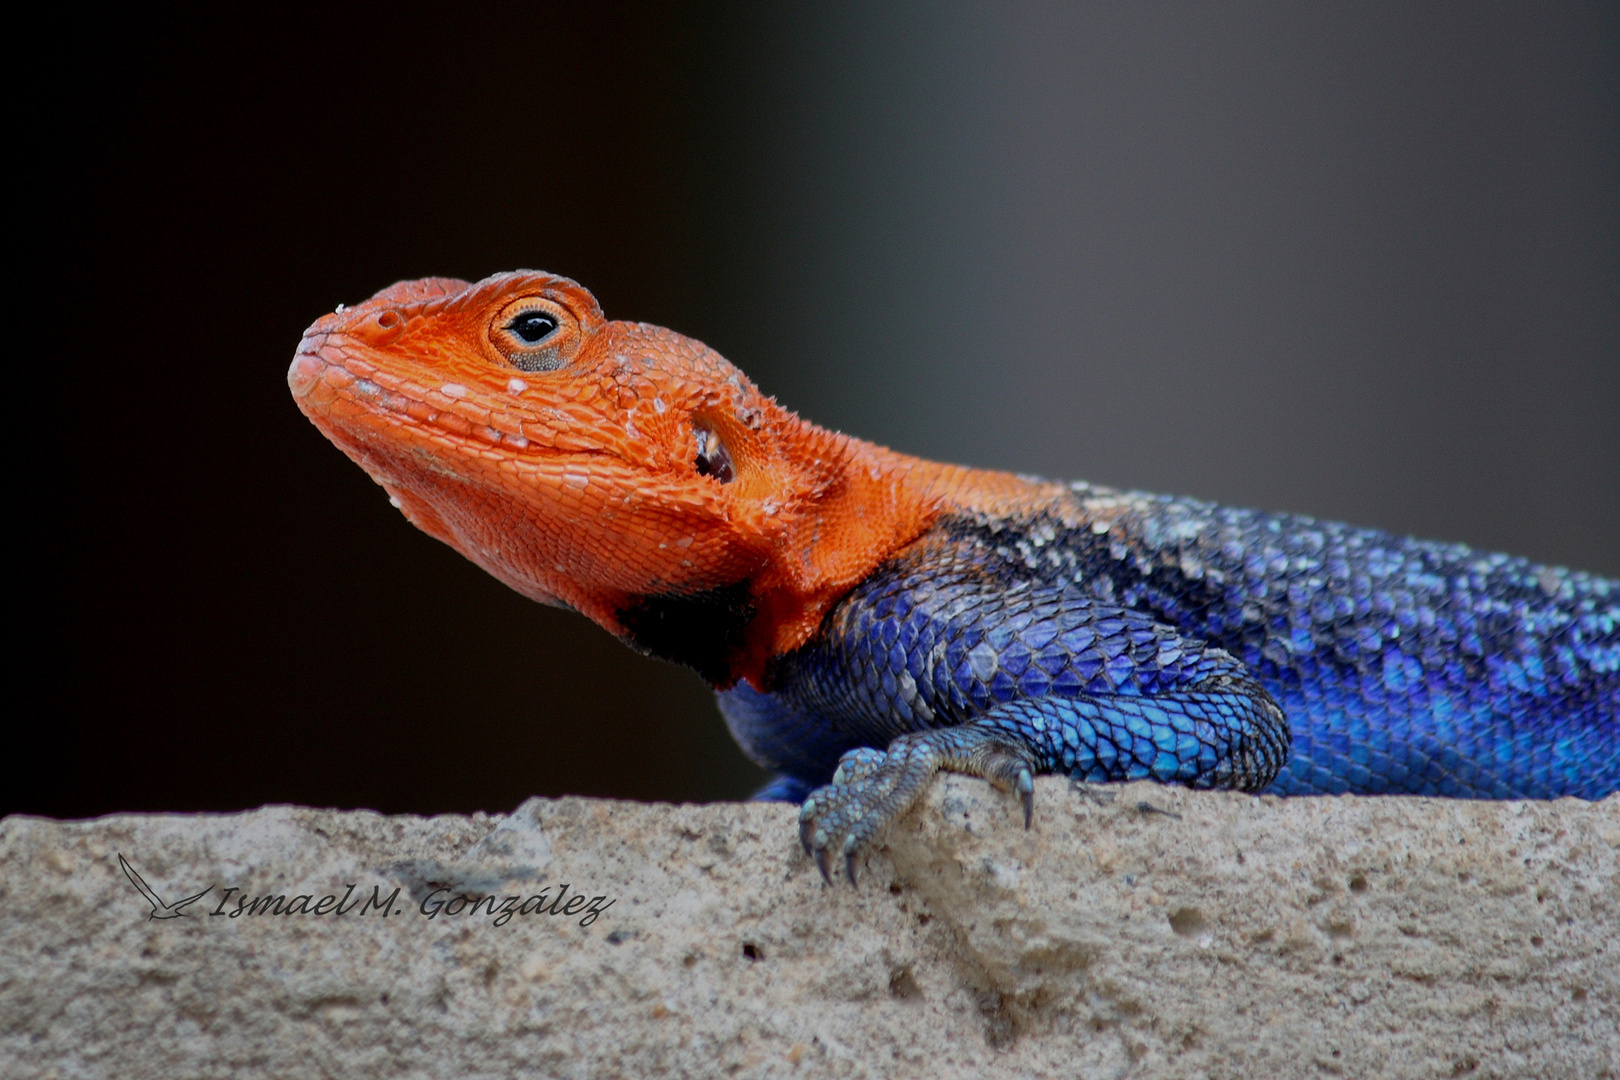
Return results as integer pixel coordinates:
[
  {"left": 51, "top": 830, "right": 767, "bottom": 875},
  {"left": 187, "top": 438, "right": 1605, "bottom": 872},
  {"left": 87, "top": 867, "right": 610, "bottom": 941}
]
[{"left": 797, "top": 724, "right": 1038, "bottom": 887}]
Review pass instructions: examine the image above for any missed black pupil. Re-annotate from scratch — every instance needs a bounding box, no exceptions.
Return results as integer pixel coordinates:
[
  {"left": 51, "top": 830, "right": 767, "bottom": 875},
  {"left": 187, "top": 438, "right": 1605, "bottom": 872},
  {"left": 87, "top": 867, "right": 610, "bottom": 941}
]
[{"left": 510, "top": 312, "right": 558, "bottom": 344}]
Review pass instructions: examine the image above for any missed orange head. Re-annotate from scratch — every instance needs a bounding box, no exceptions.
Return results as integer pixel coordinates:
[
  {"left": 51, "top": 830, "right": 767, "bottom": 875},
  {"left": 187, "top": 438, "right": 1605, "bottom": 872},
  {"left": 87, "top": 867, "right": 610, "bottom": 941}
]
[{"left": 289, "top": 271, "right": 960, "bottom": 686}]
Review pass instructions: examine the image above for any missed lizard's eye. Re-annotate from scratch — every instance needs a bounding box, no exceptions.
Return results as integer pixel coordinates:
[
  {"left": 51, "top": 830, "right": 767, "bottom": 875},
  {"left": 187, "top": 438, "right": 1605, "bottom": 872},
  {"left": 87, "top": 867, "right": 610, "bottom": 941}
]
[
  {"left": 490, "top": 296, "right": 580, "bottom": 372},
  {"left": 508, "top": 311, "right": 557, "bottom": 344}
]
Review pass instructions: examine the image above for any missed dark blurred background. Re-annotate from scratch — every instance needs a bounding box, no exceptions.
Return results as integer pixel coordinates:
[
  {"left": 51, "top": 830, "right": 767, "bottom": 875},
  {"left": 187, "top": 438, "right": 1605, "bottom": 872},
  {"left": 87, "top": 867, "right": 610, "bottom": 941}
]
[{"left": 14, "top": 3, "right": 1617, "bottom": 818}]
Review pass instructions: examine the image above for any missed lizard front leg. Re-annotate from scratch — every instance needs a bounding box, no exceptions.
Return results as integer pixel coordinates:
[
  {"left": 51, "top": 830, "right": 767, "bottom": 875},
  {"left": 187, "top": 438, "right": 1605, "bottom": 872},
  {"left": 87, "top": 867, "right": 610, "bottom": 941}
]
[
  {"left": 793, "top": 670, "right": 1286, "bottom": 885},
  {"left": 726, "top": 569, "right": 1290, "bottom": 886}
]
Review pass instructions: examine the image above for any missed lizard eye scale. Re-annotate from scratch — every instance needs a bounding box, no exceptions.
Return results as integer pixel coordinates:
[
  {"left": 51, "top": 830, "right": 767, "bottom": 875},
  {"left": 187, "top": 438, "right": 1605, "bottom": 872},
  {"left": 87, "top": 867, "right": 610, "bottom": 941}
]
[{"left": 489, "top": 296, "right": 578, "bottom": 372}]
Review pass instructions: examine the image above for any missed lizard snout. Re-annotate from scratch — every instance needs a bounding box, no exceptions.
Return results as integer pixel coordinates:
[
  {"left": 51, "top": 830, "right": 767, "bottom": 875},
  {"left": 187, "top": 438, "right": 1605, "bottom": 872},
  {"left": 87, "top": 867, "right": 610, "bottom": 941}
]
[{"left": 287, "top": 339, "right": 326, "bottom": 398}]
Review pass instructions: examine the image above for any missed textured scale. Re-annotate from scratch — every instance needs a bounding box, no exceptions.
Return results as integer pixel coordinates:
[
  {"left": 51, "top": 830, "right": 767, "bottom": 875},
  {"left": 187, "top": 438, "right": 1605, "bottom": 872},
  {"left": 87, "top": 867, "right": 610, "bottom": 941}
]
[
  {"left": 290, "top": 271, "right": 1618, "bottom": 886},
  {"left": 723, "top": 497, "right": 1617, "bottom": 802}
]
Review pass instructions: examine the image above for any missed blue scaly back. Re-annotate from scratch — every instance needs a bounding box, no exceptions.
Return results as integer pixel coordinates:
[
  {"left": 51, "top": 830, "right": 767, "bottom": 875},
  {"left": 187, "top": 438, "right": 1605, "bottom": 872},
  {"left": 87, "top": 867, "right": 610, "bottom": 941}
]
[{"left": 723, "top": 484, "right": 1618, "bottom": 801}]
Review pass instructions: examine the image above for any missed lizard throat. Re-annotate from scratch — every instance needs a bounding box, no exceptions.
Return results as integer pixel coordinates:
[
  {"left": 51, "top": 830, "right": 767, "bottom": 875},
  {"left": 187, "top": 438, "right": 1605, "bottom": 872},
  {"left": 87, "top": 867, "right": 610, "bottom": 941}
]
[{"left": 614, "top": 582, "right": 758, "bottom": 686}]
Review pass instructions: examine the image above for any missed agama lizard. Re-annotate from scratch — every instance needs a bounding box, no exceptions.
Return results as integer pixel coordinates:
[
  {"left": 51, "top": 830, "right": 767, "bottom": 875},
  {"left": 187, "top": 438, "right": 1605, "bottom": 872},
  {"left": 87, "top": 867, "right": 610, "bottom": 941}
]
[{"left": 289, "top": 271, "right": 1618, "bottom": 885}]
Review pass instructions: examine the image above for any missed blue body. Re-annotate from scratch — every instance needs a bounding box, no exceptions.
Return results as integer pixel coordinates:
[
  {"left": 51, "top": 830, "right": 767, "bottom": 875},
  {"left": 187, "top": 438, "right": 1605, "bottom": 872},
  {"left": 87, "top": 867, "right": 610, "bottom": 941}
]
[{"left": 721, "top": 487, "right": 1618, "bottom": 800}]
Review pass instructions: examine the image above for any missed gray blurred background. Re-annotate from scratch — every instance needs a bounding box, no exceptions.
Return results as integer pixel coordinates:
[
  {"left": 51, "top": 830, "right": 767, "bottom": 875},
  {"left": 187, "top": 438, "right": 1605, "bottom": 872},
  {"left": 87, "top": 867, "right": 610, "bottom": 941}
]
[{"left": 16, "top": 2, "right": 1616, "bottom": 817}]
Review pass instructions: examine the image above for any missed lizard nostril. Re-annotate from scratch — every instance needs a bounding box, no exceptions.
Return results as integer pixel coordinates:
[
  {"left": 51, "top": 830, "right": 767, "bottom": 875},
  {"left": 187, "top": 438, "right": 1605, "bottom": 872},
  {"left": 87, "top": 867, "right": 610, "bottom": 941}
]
[{"left": 348, "top": 309, "right": 408, "bottom": 347}]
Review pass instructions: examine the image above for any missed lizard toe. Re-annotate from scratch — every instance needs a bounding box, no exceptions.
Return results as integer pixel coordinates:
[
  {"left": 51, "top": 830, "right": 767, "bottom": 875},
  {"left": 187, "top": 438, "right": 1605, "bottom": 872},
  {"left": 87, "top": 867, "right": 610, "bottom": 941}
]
[{"left": 796, "top": 724, "right": 1049, "bottom": 886}]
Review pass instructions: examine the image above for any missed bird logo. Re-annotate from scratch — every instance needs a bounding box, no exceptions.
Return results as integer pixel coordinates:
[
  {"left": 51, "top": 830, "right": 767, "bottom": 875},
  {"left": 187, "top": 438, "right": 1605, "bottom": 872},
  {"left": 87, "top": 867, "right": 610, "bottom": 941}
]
[{"left": 117, "top": 854, "right": 212, "bottom": 919}]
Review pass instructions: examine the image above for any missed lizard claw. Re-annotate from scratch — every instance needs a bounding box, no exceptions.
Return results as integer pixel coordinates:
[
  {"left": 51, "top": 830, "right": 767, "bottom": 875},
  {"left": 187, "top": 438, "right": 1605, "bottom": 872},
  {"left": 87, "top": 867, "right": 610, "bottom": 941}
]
[
  {"left": 814, "top": 841, "right": 836, "bottom": 887},
  {"left": 796, "top": 726, "right": 1042, "bottom": 888},
  {"left": 798, "top": 798, "right": 820, "bottom": 857}
]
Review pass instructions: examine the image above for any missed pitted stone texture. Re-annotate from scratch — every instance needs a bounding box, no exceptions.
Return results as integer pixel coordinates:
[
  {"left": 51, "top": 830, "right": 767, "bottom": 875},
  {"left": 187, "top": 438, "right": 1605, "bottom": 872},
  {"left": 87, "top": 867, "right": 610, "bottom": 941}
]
[{"left": 2, "top": 783, "right": 1615, "bottom": 1079}]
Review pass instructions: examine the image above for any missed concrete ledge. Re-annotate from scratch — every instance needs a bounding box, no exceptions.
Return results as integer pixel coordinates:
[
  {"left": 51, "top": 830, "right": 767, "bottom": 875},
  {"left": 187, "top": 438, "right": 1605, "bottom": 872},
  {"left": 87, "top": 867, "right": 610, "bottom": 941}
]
[{"left": 3, "top": 780, "right": 1616, "bottom": 1079}]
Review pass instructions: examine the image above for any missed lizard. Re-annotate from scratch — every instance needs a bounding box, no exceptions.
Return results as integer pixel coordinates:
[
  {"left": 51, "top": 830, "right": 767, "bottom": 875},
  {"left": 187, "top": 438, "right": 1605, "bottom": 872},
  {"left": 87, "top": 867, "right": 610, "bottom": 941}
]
[{"left": 288, "top": 270, "right": 1619, "bottom": 886}]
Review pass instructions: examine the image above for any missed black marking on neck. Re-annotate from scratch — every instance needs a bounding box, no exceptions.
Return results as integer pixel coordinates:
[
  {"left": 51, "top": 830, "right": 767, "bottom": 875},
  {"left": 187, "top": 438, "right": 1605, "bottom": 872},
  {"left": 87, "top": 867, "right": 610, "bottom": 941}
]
[{"left": 617, "top": 582, "right": 757, "bottom": 686}]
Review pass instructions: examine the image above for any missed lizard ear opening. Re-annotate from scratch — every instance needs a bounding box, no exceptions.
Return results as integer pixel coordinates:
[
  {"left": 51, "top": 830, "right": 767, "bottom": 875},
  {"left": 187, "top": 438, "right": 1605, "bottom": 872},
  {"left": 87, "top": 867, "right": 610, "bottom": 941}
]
[
  {"left": 693, "top": 420, "right": 735, "bottom": 483},
  {"left": 489, "top": 296, "right": 581, "bottom": 372},
  {"left": 689, "top": 410, "right": 787, "bottom": 504}
]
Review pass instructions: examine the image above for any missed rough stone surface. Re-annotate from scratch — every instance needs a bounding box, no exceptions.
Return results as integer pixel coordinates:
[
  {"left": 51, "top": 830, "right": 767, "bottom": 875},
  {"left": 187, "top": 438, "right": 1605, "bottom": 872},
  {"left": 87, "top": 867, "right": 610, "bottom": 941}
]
[{"left": 2, "top": 780, "right": 1616, "bottom": 1079}]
